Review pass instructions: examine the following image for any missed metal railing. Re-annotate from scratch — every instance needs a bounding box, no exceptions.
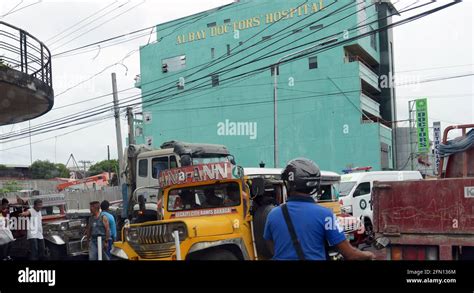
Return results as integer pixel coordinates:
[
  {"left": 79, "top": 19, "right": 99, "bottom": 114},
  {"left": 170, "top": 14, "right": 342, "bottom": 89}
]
[{"left": 0, "top": 21, "right": 52, "bottom": 87}]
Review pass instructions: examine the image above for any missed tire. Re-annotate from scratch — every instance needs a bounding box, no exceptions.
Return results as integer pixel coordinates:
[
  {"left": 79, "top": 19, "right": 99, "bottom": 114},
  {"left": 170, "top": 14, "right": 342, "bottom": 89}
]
[
  {"left": 45, "top": 243, "right": 67, "bottom": 260},
  {"left": 364, "top": 218, "right": 374, "bottom": 245},
  {"left": 252, "top": 204, "right": 275, "bottom": 259},
  {"left": 190, "top": 248, "right": 238, "bottom": 260}
]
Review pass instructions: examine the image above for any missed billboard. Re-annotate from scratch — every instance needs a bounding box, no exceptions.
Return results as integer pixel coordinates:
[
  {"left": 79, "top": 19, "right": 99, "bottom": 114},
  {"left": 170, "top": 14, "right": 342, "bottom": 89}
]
[{"left": 416, "top": 98, "right": 429, "bottom": 153}]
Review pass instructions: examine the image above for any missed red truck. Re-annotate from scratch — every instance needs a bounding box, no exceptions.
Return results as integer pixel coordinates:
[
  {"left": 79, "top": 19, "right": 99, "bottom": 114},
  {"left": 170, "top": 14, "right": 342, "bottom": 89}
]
[{"left": 372, "top": 124, "right": 474, "bottom": 260}]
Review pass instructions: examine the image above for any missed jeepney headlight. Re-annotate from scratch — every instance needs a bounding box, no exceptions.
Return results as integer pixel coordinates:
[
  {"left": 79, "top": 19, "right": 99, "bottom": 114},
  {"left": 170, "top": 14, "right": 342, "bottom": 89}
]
[
  {"left": 167, "top": 222, "right": 187, "bottom": 242},
  {"left": 60, "top": 222, "right": 68, "bottom": 231},
  {"left": 126, "top": 227, "right": 139, "bottom": 243}
]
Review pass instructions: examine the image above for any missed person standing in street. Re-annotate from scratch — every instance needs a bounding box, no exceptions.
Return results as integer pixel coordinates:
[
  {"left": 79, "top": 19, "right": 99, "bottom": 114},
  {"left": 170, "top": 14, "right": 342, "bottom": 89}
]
[
  {"left": 0, "top": 198, "right": 14, "bottom": 261},
  {"left": 19, "top": 199, "right": 45, "bottom": 260},
  {"left": 264, "top": 158, "right": 375, "bottom": 261},
  {"left": 100, "top": 200, "right": 116, "bottom": 259},
  {"left": 86, "top": 201, "right": 110, "bottom": 260}
]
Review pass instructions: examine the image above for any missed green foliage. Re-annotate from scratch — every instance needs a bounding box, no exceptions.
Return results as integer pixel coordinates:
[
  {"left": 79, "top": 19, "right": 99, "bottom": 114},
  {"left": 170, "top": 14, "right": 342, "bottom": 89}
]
[
  {"left": 0, "top": 180, "right": 21, "bottom": 194},
  {"left": 88, "top": 160, "right": 118, "bottom": 176},
  {"left": 0, "top": 57, "right": 11, "bottom": 68},
  {"left": 0, "top": 164, "right": 7, "bottom": 170},
  {"left": 30, "top": 160, "right": 70, "bottom": 179}
]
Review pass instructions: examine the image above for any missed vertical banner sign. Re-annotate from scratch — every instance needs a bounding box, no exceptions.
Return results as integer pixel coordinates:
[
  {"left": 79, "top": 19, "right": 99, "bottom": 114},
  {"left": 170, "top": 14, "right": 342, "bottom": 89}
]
[
  {"left": 416, "top": 98, "right": 429, "bottom": 153},
  {"left": 433, "top": 121, "right": 441, "bottom": 174}
]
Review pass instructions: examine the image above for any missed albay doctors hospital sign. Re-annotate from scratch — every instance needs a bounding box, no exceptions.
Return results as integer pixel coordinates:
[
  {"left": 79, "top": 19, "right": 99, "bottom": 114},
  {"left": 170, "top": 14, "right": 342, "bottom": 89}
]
[{"left": 175, "top": 0, "right": 326, "bottom": 45}]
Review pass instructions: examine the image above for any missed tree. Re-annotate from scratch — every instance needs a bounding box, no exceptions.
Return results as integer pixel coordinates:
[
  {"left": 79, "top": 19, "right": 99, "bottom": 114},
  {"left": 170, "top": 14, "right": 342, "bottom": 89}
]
[
  {"left": 88, "top": 160, "right": 118, "bottom": 176},
  {"left": 55, "top": 163, "right": 71, "bottom": 178},
  {"left": 30, "top": 160, "right": 70, "bottom": 179},
  {"left": 0, "top": 57, "right": 11, "bottom": 68},
  {"left": 0, "top": 180, "right": 21, "bottom": 194}
]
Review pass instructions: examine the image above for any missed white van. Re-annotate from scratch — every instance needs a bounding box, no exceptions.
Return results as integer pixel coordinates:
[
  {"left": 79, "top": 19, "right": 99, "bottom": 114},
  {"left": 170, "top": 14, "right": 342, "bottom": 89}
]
[{"left": 338, "top": 171, "right": 423, "bottom": 230}]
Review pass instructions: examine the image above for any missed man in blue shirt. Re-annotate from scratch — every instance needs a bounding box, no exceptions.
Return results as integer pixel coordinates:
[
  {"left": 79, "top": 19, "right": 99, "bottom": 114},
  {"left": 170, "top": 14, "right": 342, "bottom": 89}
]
[
  {"left": 264, "top": 158, "right": 375, "bottom": 261},
  {"left": 100, "top": 200, "right": 117, "bottom": 259}
]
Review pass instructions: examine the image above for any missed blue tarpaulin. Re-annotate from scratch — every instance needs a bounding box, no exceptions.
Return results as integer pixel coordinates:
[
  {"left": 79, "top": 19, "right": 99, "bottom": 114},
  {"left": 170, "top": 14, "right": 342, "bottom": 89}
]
[{"left": 438, "top": 129, "right": 474, "bottom": 158}]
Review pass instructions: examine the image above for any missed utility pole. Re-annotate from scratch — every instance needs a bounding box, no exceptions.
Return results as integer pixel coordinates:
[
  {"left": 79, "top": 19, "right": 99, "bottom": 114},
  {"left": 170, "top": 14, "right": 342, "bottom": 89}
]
[
  {"left": 112, "top": 72, "right": 124, "bottom": 185},
  {"left": 272, "top": 43, "right": 322, "bottom": 168},
  {"left": 107, "top": 145, "right": 111, "bottom": 185},
  {"left": 28, "top": 121, "right": 33, "bottom": 165},
  {"left": 78, "top": 160, "right": 92, "bottom": 178},
  {"left": 127, "top": 107, "right": 136, "bottom": 145}
]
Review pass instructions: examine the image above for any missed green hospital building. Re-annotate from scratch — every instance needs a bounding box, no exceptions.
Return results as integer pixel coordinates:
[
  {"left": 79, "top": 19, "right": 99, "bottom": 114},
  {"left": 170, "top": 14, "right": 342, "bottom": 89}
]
[{"left": 134, "top": 0, "right": 398, "bottom": 172}]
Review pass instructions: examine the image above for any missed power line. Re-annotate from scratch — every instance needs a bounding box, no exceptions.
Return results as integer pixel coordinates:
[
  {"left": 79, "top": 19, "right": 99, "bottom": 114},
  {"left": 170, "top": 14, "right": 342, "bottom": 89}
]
[
  {"left": 134, "top": 1, "right": 439, "bottom": 111},
  {"left": 52, "top": 1, "right": 147, "bottom": 52},
  {"left": 1, "top": 0, "right": 24, "bottom": 18},
  {"left": 45, "top": 1, "right": 119, "bottom": 43},
  {"left": 0, "top": 0, "right": 41, "bottom": 19},
  {"left": 0, "top": 1, "right": 427, "bottom": 142},
  {"left": 0, "top": 118, "right": 112, "bottom": 152},
  {"left": 17, "top": 0, "right": 334, "bottom": 132},
  {"left": 53, "top": 0, "right": 228, "bottom": 96},
  {"left": 0, "top": 1, "right": 454, "bottom": 142},
  {"left": 396, "top": 72, "right": 474, "bottom": 86},
  {"left": 52, "top": 0, "right": 245, "bottom": 96},
  {"left": 48, "top": 1, "right": 132, "bottom": 49},
  {"left": 396, "top": 63, "right": 474, "bottom": 73},
  {"left": 51, "top": 1, "right": 237, "bottom": 57},
  {"left": 52, "top": 0, "right": 317, "bottom": 100}
]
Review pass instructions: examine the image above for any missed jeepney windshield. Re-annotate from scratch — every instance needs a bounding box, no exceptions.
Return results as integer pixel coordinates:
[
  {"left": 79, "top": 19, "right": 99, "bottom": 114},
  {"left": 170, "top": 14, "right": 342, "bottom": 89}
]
[
  {"left": 41, "top": 205, "right": 63, "bottom": 216},
  {"left": 167, "top": 182, "right": 241, "bottom": 212},
  {"left": 337, "top": 182, "right": 357, "bottom": 196}
]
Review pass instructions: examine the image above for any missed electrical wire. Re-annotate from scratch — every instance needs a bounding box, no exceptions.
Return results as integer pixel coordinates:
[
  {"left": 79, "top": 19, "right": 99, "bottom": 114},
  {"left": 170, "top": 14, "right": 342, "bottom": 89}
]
[
  {"left": 0, "top": 0, "right": 456, "bottom": 141},
  {"left": 48, "top": 1, "right": 132, "bottom": 49},
  {"left": 45, "top": 1, "right": 119, "bottom": 43}
]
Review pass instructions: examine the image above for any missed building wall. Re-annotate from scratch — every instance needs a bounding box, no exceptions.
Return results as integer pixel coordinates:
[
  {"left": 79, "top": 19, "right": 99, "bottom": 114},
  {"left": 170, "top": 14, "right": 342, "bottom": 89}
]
[{"left": 136, "top": 0, "right": 395, "bottom": 172}]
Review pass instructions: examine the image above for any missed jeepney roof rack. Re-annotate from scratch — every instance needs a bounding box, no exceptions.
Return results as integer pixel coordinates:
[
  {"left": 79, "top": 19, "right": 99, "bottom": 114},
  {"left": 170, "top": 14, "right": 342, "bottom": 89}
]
[
  {"left": 15, "top": 193, "right": 66, "bottom": 207},
  {"left": 160, "top": 141, "right": 231, "bottom": 158}
]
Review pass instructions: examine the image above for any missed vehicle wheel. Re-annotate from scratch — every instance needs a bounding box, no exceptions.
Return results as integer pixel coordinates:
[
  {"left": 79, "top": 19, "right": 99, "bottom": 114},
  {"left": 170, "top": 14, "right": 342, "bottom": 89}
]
[
  {"left": 45, "top": 243, "right": 67, "bottom": 260},
  {"left": 252, "top": 204, "right": 275, "bottom": 259},
  {"left": 190, "top": 248, "right": 238, "bottom": 260},
  {"left": 364, "top": 219, "right": 374, "bottom": 245}
]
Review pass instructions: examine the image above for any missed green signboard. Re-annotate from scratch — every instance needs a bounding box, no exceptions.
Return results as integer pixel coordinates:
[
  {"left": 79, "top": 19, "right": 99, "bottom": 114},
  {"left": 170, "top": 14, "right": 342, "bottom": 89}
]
[{"left": 416, "top": 98, "right": 429, "bottom": 153}]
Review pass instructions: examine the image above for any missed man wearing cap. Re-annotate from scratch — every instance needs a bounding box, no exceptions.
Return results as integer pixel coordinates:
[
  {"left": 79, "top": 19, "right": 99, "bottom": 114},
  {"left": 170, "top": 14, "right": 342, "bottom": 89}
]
[{"left": 264, "top": 158, "right": 375, "bottom": 261}]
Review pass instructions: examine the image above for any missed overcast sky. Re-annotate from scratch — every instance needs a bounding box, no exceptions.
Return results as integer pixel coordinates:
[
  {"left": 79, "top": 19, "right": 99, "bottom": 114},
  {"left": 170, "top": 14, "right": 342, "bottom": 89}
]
[{"left": 0, "top": 0, "right": 472, "bottom": 168}]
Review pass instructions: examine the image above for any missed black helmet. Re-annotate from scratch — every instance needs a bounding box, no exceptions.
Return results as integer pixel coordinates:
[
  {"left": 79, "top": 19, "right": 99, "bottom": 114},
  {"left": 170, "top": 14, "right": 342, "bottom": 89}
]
[{"left": 281, "top": 158, "right": 321, "bottom": 195}]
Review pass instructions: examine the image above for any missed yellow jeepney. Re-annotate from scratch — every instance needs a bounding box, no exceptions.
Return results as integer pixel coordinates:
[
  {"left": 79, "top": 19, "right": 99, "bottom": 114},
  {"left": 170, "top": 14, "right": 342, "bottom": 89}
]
[
  {"left": 111, "top": 162, "right": 361, "bottom": 260},
  {"left": 112, "top": 162, "right": 261, "bottom": 260}
]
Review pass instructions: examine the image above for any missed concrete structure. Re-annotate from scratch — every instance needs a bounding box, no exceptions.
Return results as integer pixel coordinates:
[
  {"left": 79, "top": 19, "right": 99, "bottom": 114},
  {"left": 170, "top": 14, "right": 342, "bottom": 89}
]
[
  {"left": 134, "top": 0, "right": 398, "bottom": 172},
  {"left": 396, "top": 126, "right": 436, "bottom": 176},
  {"left": 0, "top": 21, "right": 54, "bottom": 125},
  {"left": 0, "top": 164, "right": 31, "bottom": 179}
]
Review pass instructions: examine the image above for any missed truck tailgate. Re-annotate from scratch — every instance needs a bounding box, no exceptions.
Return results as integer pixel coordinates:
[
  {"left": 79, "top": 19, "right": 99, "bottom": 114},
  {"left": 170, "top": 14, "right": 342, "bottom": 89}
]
[{"left": 372, "top": 178, "right": 474, "bottom": 235}]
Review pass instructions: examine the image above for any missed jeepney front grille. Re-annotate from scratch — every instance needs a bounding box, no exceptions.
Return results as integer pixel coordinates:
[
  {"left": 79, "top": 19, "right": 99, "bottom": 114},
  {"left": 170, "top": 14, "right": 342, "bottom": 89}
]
[
  {"left": 128, "top": 222, "right": 187, "bottom": 245},
  {"left": 130, "top": 243, "right": 175, "bottom": 259},
  {"left": 127, "top": 223, "right": 187, "bottom": 259},
  {"left": 136, "top": 224, "right": 173, "bottom": 244}
]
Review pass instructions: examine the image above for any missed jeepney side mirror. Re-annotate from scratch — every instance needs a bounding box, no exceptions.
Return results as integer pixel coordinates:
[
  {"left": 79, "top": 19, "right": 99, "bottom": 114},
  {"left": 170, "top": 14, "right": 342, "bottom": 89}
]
[
  {"left": 250, "top": 178, "right": 265, "bottom": 197},
  {"left": 374, "top": 237, "right": 390, "bottom": 250}
]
